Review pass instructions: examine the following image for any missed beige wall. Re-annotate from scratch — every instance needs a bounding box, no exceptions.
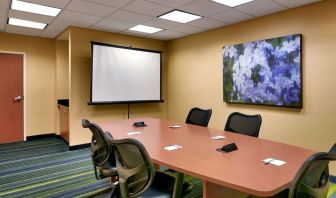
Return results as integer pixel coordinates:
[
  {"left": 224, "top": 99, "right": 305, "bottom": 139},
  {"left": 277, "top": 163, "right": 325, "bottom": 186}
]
[
  {"left": 56, "top": 40, "right": 69, "bottom": 100},
  {"left": 68, "top": 27, "right": 168, "bottom": 146},
  {"left": 167, "top": 0, "right": 336, "bottom": 152},
  {"left": 0, "top": 32, "right": 56, "bottom": 136},
  {"left": 55, "top": 40, "right": 69, "bottom": 134},
  {"left": 1, "top": 0, "right": 334, "bottom": 154}
]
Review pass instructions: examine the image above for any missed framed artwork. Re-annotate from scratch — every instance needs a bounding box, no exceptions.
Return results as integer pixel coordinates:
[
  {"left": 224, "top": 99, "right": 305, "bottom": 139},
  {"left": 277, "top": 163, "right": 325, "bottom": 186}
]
[{"left": 223, "top": 34, "right": 302, "bottom": 108}]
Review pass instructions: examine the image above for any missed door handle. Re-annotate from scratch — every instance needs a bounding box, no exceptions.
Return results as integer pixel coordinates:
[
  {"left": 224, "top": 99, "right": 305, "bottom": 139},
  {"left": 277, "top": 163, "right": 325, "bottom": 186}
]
[{"left": 13, "top": 96, "right": 23, "bottom": 102}]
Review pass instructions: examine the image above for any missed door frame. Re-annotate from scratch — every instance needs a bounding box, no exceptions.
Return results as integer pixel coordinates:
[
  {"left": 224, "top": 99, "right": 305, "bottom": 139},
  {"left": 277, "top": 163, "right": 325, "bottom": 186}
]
[{"left": 0, "top": 51, "right": 27, "bottom": 141}]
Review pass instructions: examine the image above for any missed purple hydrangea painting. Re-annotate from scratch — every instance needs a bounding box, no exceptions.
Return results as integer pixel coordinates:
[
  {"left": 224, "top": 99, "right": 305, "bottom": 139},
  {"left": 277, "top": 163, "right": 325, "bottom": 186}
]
[{"left": 223, "top": 34, "right": 302, "bottom": 108}]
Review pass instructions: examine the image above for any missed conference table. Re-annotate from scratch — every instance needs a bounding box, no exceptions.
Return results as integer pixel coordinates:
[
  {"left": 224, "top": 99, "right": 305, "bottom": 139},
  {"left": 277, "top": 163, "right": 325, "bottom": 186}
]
[{"left": 98, "top": 117, "right": 314, "bottom": 198}]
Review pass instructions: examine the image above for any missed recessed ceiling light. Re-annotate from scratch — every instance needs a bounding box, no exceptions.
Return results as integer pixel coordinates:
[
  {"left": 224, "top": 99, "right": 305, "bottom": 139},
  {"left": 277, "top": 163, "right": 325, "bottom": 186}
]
[
  {"left": 8, "top": 18, "right": 47, "bottom": 29},
  {"left": 210, "top": 0, "right": 254, "bottom": 7},
  {"left": 129, "top": 25, "right": 163, "bottom": 34},
  {"left": 158, "top": 10, "right": 202, "bottom": 23},
  {"left": 11, "top": 0, "right": 61, "bottom": 17}
]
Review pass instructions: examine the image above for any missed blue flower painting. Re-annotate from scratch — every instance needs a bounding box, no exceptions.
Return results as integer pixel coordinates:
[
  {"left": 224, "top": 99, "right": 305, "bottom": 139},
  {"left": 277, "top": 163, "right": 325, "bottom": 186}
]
[{"left": 223, "top": 34, "right": 302, "bottom": 108}]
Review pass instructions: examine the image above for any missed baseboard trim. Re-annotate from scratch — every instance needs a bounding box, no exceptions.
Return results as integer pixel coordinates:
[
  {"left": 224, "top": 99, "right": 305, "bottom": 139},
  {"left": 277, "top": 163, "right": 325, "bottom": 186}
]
[
  {"left": 69, "top": 143, "right": 90, "bottom": 150},
  {"left": 330, "top": 175, "right": 336, "bottom": 183},
  {"left": 26, "top": 133, "right": 57, "bottom": 140}
]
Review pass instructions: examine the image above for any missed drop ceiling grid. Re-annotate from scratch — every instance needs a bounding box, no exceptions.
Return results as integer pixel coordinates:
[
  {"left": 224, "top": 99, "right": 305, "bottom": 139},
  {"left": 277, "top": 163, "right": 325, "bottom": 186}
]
[{"left": 0, "top": 0, "right": 322, "bottom": 40}]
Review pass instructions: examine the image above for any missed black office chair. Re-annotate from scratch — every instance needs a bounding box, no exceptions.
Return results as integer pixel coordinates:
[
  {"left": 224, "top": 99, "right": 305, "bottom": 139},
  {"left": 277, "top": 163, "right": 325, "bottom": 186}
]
[
  {"left": 329, "top": 143, "right": 336, "bottom": 154},
  {"left": 81, "top": 119, "right": 119, "bottom": 197},
  {"left": 288, "top": 151, "right": 336, "bottom": 198},
  {"left": 186, "top": 107, "right": 212, "bottom": 127},
  {"left": 224, "top": 112, "right": 262, "bottom": 137},
  {"left": 110, "top": 138, "right": 187, "bottom": 198}
]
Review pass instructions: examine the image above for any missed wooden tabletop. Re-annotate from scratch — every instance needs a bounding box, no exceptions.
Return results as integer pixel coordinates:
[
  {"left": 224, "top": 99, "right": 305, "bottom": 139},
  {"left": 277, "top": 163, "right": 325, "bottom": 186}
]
[{"left": 98, "top": 117, "right": 314, "bottom": 197}]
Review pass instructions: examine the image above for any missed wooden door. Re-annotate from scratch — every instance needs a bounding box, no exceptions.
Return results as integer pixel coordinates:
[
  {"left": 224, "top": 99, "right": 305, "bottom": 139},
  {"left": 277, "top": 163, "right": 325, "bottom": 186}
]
[{"left": 0, "top": 53, "right": 24, "bottom": 144}]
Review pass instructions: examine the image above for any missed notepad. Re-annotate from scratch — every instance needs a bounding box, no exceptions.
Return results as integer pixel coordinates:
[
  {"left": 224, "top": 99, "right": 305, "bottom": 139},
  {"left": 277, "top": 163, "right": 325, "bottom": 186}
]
[
  {"left": 169, "top": 125, "right": 181, "bottom": 129},
  {"left": 127, "top": 131, "right": 141, "bottom": 135},
  {"left": 211, "top": 135, "right": 225, "bottom": 140},
  {"left": 164, "top": 144, "right": 182, "bottom": 151},
  {"left": 263, "top": 158, "right": 286, "bottom": 166}
]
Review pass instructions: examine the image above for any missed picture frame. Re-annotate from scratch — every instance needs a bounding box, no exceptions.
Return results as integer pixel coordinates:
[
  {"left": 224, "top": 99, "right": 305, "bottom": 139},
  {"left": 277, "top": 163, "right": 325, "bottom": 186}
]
[{"left": 223, "top": 34, "right": 302, "bottom": 108}]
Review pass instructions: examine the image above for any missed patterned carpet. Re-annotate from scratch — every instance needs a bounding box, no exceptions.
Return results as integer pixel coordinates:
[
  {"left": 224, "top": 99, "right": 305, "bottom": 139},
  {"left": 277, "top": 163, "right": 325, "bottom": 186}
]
[
  {"left": 329, "top": 182, "right": 336, "bottom": 198},
  {"left": 0, "top": 137, "right": 202, "bottom": 198}
]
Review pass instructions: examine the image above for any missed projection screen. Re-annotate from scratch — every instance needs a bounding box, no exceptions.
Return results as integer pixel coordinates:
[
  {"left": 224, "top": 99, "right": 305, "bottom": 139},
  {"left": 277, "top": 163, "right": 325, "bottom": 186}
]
[{"left": 90, "top": 42, "right": 162, "bottom": 104}]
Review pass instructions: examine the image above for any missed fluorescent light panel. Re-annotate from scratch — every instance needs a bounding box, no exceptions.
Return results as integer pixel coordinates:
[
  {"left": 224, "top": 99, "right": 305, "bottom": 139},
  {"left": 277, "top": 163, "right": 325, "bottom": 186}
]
[
  {"left": 210, "top": 0, "right": 254, "bottom": 7},
  {"left": 129, "top": 25, "right": 163, "bottom": 34},
  {"left": 8, "top": 18, "right": 47, "bottom": 29},
  {"left": 11, "top": 0, "right": 61, "bottom": 17},
  {"left": 159, "top": 10, "right": 201, "bottom": 23}
]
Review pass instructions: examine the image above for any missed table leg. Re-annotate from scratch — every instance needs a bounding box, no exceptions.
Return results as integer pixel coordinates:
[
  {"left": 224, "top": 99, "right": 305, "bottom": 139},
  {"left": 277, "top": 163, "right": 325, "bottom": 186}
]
[
  {"left": 203, "top": 180, "right": 250, "bottom": 198},
  {"left": 173, "top": 172, "right": 184, "bottom": 198}
]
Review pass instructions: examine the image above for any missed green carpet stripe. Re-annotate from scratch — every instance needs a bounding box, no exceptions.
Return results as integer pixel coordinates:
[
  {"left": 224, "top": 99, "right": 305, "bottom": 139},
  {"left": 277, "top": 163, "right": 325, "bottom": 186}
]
[
  {"left": 328, "top": 182, "right": 336, "bottom": 198},
  {"left": 16, "top": 174, "right": 105, "bottom": 198},
  {"left": 0, "top": 158, "right": 91, "bottom": 184},
  {"left": 51, "top": 180, "right": 111, "bottom": 198},
  {"left": 0, "top": 141, "right": 67, "bottom": 154},
  {"left": 74, "top": 186, "right": 112, "bottom": 198},
  {"left": 0, "top": 149, "right": 90, "bottom": 175},
  {"left": 0, "top": 147, "right": 70, "bottom": 163},
  {"left": 0, "top": 138, "right": 64, "bottom": 150},
  {"left": 0, "top": 164, "right": 92, "bottom": 191},
  {"left": 0, "top": 171, "right": 95, "bottom": 197},
  {"left": 0, "top": 136, "right": 209, "bottom": 198}
]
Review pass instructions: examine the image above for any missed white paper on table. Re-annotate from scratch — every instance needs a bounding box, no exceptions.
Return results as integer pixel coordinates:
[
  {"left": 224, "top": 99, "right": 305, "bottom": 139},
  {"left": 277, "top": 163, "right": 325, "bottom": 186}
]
[
  {"left": 263, "top": 158, "right": 286, "bottom": 166},
  {"left": 127, "top": 131, "right": 141, "bottom": 135},
  {"left": 164, "top": 144, "right": 183, "bottom": 151},
  {"left": 169, "top": 125, "right": 181, "bottom": 129},
  {"left": 211, "top": 135, "right": 225, "bottom": 140}
]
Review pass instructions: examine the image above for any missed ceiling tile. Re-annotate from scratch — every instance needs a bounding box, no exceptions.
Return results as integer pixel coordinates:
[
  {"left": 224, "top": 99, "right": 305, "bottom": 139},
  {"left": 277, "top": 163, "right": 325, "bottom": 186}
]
[
  {"left": 23, "top": 0, "right": 71, "bottom": 8},
  {"left": 90, "top": 24, "right": 124, "bottom": 33},
  {"left": 272, "top": 0, "right": 321, "bottom": 8},
  {"left": 143, "top": 18, "right": 180, "bottom": 29},
  {"left": 235, "top": 0, "right": 286, "bottom": 17},
  {"left": 108, "top": 10, "right": 152, "bottom": 24},
  {"left": 40, "top": 32, "right": 58, "bottom": 38},
  {"left": 5, "top": 24, "right": 42, "bottom": 36},
  {"left": 145, "top": 0, "right": 196, "bottom": 8},
  {"left": 154, "top": 29, "right": 187, "bottom": 38},
  {"left": 40, "top": 25, "right": 66, "bottom": 38},
  {"left": 51, "top": 17, "right": 93, "bottom": 29},
  {"left": 84, "top": 0, "right": 134, "bottom": 8},
  {"left": 0, "top": 23, "right": 5, "bottom": 31},
  {"left": 0, "top": 17, "right": 5, "bottom": 31},
  {"left": 0, "top": 0, "right": 10, "bottom": 9},
  {"left": 169, "top": 24, "right": 206, "bottom": 34},
  {"left": 181, "top": 0, "right": 230, "bottom": 17},
  {"left": 188, "top": 17, "right": 227, "bottom": 30},
  {"left": 0, "top": 8, "right": 7, "bottom": 18},
  {"left": 210, "top": 9, "right": 254, "bottom": 24},
  {"left": 0, "top": 17, "right": 5, "bottom": 24},
  {"left": 66, "top": 0, "right": 117, "bottom": 17},
  {"left": 43, "top": 24, "right": 67, "bottom": 33},
  {"left": 95, "top": 18, "right": 136, "bottom": 30},
  {"left": 58, "top": 10, "right": 102, "bottom": 25},
  {"left": 8, "top": 10, "right": 54, "bottom": 24},
  {"left": 121, "top": 29, "right": 153, "bottom": 38},
  {"left": 123, "top": 0, "right": 171, "bottom": 17},
  {"left": 147, "top": 34, "right": 176, "bottom": 41}
]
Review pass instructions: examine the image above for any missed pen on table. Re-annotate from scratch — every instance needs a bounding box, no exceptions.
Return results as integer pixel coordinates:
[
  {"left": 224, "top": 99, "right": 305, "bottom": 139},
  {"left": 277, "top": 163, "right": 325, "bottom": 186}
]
[{"left": 264, "top": 158, "right": 275, "bottom": 165}]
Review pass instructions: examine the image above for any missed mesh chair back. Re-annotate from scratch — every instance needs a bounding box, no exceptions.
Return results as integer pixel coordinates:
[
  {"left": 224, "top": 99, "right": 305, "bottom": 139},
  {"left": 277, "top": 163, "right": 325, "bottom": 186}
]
[
  {"left": 224, "top": 112, "right": 262, "bottom": 137},
  {"left": 111, "top": 138, "right": 155, "bottom": 198},
  {"left": 289, "top": 152, "right": 336, "bottom": 198},
  {"left": 186, "top": 107, "right": 212, "bottom": 127},
  {"left": 329, "top": 143, "right": 336, "bottom": 154},
  {"left": 81, "top": 119, "right": 116, "bottom": 179}
]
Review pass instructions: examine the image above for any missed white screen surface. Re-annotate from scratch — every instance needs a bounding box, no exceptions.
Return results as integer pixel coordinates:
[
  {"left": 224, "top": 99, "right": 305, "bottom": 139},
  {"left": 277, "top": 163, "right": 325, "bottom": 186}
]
[{"left": 91, "top": 43, "right": 161, "bottom": 103}]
